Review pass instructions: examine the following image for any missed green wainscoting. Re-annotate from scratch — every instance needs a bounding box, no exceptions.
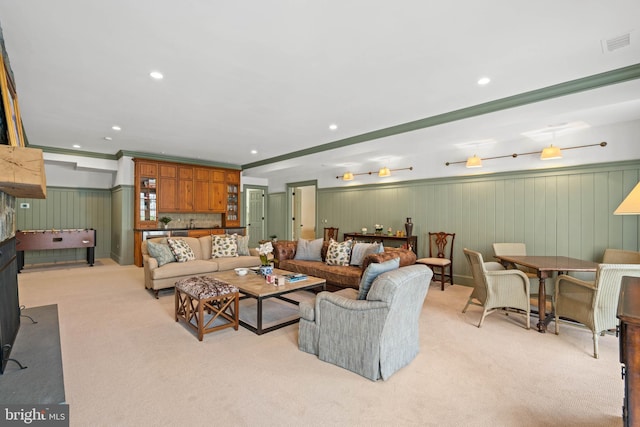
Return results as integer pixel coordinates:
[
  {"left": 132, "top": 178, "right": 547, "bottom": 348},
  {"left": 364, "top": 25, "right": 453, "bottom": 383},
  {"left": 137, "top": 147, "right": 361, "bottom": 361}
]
[
  {"left": 266, "top": 161, "right": 640, "bottom": 285},
  {"left": 16, "top": 187, "right": 112, "bottom": 266},
  {"left": 110, "top": 185, "right": 134, "bottom": 265}
]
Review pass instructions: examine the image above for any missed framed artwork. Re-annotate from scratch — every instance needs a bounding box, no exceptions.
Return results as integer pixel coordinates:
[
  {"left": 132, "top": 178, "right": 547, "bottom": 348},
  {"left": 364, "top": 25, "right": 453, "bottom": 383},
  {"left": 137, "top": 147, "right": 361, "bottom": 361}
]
[{"left": 0, "top": 53, "right": 25, "bottom": 147}]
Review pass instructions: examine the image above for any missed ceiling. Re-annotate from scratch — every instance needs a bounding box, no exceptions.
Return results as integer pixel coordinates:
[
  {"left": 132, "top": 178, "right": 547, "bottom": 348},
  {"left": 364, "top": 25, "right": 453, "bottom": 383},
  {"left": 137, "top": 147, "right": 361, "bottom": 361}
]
[{"left": 1, "top": 1, "right": 640, "bottom": 191}]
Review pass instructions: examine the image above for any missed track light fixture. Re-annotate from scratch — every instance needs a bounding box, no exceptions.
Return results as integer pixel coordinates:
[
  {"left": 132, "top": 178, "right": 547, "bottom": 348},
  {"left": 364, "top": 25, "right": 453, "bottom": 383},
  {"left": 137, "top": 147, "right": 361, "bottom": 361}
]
[
  {"left": 337, "top": 166, "right": 413, "bottom": 180},
  {"left": 446, "top": 142, "right": 606, "bottom": 167}
]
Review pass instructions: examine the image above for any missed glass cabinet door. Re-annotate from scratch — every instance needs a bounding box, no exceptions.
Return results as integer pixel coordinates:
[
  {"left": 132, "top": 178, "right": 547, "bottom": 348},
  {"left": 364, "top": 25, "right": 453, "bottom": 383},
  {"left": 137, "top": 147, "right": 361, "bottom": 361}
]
[
  {"left": 226, "top": 183, "right": 239, "bottom": 223},
  {"left": 139, "top": 178, "right": 157, "bottom": 222}
]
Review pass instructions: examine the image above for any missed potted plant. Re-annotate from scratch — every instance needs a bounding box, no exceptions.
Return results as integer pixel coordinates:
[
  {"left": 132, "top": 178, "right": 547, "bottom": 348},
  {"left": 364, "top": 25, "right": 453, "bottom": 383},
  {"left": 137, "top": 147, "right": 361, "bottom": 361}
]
[{"left": 159, "top": 216, "right": 172, "bottom": 229}]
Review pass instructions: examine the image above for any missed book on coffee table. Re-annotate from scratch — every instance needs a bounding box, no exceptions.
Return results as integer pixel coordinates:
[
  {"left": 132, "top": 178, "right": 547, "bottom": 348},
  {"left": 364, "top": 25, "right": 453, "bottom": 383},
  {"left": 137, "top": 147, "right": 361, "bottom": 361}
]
[{"left": 284, "top": 273, "right": 307, "bottom": 283}]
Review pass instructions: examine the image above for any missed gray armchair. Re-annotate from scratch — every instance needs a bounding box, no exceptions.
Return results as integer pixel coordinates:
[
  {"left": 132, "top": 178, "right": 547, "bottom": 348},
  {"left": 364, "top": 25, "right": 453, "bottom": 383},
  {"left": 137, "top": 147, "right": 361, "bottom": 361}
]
[
  {"left": 554, "top": 263, "right": 640, "bottom": 358},
  {"left": 463, "top": 248, "right": 531, "bottom": 329},
  {"left": 298, "top": 265, "right": 433, "bottom": 381}
]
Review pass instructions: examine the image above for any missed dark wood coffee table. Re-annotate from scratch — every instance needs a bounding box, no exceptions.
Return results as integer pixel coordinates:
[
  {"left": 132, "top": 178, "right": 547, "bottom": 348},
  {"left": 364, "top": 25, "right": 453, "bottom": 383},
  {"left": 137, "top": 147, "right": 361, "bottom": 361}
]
[{"left": 211, "top": 268, "right": 326, "bottom": 335}]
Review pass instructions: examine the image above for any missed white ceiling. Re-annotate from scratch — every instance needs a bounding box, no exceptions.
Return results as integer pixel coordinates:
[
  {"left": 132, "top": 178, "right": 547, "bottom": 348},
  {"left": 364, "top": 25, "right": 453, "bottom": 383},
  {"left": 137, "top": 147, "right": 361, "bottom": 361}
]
[{"left": 1, "top": 1, "right": 639, "bottom": 191}]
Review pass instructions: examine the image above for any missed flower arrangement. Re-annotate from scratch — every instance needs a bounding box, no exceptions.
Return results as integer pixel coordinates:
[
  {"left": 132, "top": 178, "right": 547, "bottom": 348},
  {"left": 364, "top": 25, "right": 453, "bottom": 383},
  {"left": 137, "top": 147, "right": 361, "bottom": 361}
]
[
  {"left": 258, "top": 241, "right": 273, "bottom": 266},
  {"left": 375, "top": 224, "right": 384, "bottom": 233}
]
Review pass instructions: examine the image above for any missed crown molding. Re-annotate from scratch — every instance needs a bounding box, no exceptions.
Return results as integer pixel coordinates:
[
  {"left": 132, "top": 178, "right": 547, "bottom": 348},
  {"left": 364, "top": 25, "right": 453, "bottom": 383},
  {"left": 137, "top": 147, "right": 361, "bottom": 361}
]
[{"left": 243, "top": 63, "right": 640, "bottom": 170}]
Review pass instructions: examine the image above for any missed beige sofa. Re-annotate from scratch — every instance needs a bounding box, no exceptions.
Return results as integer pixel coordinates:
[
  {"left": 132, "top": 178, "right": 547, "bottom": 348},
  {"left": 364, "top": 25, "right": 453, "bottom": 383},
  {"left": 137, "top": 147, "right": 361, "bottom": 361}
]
[{"left": 142, "top": 235, "right": 261, "bottom": 298}]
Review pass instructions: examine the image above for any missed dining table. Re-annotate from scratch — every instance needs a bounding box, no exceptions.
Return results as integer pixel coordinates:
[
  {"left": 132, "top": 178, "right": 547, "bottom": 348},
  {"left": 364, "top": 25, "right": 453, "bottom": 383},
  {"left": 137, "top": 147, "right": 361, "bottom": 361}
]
[{"left": 493, "top": 255, "right": 599, "bottom": 333}]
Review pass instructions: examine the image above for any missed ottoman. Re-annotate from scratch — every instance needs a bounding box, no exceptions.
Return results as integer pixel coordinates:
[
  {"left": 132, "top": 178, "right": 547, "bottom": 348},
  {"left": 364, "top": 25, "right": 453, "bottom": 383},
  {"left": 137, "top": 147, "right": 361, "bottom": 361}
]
[{"left": 175, "top": 276, "right": 239, "bottom": 341}]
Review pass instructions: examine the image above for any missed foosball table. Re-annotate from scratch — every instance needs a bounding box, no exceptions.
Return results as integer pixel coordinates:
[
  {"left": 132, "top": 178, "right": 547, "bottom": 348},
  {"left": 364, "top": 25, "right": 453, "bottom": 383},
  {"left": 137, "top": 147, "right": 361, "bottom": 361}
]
[{"left": 15, "top": 229, "right": 96, "bottom": 271}]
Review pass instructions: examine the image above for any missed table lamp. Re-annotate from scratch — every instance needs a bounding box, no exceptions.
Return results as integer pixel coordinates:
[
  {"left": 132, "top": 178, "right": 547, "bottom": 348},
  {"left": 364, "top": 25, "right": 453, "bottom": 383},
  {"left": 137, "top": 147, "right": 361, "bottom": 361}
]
[{"left": 614, "top": 182, "right": 640, "bottom": 215}]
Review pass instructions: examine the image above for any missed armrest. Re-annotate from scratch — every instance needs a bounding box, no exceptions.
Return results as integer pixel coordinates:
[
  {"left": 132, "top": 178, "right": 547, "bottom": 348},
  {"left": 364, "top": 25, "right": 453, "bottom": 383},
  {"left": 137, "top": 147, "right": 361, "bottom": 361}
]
[
  {"left": 555, "top": 274, "right": 597, "bottom": 300},
  {"left": 315, "top": 291, "right": 388, "bottom": 326},
  {"left": 272, "top": 240, "right": 297, "bottom": 262}
]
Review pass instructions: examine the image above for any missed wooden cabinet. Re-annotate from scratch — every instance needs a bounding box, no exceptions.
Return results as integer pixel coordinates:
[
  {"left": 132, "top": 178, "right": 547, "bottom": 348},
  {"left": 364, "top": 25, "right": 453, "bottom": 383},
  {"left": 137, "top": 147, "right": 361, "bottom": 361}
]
[
  {"left": 134, "top": 159, "right": 240, "bottom": 220},
  {"left": 618, "top": 276, "right": 640, "bottom": 427},
  {"left": 188, "top": 228, "right": 212, "bottom": 238},
  {"left": 134, "top": 159, "right": 159, "bottom": 229},
  {"left": 194, "top": 168, "right": 226, "bottom": 213},
  {"left": 158, "top": 164, "right": 178, "bottom": 212},
  {"left": 178, "top": 166, "right": 194, "bottom": 211}
]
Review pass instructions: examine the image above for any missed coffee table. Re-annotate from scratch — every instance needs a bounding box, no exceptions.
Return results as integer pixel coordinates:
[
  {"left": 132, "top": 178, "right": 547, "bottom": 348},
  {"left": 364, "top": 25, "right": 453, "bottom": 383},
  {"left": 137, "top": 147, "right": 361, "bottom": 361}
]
[{"left": 211, "top": 268, "right": 326, "bottom": 335}]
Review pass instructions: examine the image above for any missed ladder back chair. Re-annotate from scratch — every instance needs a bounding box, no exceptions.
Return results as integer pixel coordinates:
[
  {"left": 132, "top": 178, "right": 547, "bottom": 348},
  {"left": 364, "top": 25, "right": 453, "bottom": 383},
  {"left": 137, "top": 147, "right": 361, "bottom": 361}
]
[
  {"left": 417, "top": 232, "right": 455, "bottom": 291},
  {"left": 323, "top": 227, "right": 339, "bottom": 241}
]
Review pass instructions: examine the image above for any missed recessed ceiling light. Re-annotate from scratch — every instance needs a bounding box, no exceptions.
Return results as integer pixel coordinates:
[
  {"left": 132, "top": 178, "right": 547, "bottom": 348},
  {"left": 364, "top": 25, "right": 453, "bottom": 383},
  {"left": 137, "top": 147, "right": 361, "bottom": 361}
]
[
  {"left": 112, "top": 125, "right": 121, "bottom": 131},
  {"left": 477, "top": 77, "right": 491, "bottom": 85},
  {"left": 73, "top": 144, "right": 81, "bottom": 148},
  {"left": 104, "top": 137, "right": 112, "bottom": 141},
  {"left": 329, "top": 123, "right": 338, "bottom": 131},
  {"left": 150, "top": 71, "right": 163, "bottom": 80},
  {"left": 251, "top": 150, "right": 258, "bottom": 154}
]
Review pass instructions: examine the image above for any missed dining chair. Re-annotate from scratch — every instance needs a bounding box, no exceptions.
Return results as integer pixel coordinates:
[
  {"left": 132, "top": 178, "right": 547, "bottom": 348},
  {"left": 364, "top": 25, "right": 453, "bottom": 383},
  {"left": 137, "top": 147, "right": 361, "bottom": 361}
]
[
  {"left": 417, "top": 232, "right": 455, "bottom": 291},
  {"left": 462, "top": 248, "right": 531, "bottom": 329},
  {"left": 492, "top": 242, "right": 554, "bottom": 310},
  {"left": 555, "top": 263, "right": 640, "bottom": 358},
  {"left": 323, "top": 227, "right": 339, "bottom": 241}
]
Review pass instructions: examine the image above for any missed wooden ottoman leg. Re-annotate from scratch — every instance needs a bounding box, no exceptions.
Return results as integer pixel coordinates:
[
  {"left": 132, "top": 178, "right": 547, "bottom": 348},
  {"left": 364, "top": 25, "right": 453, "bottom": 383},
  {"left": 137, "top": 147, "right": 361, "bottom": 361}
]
[
  {"left": 197, "top": 297, "right": 204, "bottom": 341},
  {"left": 233, "top": 292, "right": 239, "bottom": 330}
]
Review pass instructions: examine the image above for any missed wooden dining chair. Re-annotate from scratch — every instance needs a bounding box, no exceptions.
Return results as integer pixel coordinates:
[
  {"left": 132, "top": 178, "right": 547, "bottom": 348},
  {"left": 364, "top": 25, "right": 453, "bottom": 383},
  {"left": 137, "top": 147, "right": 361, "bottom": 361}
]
[
  {"left": 323, "top": 227, "right": 339, "bottom": 241},
  {"left": 416, "top": 232, "right": 455, "bottom": 290}
]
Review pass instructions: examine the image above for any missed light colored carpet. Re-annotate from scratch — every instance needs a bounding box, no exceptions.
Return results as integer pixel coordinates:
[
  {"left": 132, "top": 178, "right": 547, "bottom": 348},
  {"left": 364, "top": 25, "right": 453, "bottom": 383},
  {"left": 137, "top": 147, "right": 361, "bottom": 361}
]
[{"left": 17, "top": 259, "right": 624, "bottom": 427}]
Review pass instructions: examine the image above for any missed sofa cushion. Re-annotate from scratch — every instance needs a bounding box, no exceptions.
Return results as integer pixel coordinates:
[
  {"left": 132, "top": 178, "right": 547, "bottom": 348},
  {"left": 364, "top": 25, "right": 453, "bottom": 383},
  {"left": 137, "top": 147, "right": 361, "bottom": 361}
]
[
  {"left": 357, "top": 257, "right": 400, "bottom": 300},
  {"left": 167, "top": 238, "right": 196, "bottom": 262},
  {"left": 147, "top": 240, "right": 175, "bottom": 267},
  {"left": 326, "top": 239, "right": 353, "bottom": 266},
  {"left": 150, "top": 260, "right": 218, "bottom": 280},
  {"left": 215, "top": 255, "right": 262, "bottom": 270},
  {"left": 350, "top": 242, "right": 384, "bottom": 266},
  {"left": 294, "top": 238, "right": 324, "bottom": 261},
  {"left": 212, "top": 234, "right": 238, "bottom": 258},
  {"left": 278, "top": 259, "right": 363, "bottom": 288}
]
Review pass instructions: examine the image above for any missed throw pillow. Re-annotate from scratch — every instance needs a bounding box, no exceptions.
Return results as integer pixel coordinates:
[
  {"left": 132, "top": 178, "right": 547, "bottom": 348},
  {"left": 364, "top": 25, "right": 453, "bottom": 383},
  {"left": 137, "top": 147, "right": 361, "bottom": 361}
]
[
  {"left": 325, "top": 239, "right": 353, "bottom": 266},
  {"left": 293, "top": 238, "right": 323, "bottom": 261},
  {"left": 146, "top": 240, "right": 175, "bottom": 266},
  {"left": 167, "top": 238, "right": 196, "bottom": 263},
  {"left": 357, "top": 257, "right": 400, "bottom": 300},
  {"left": 349, "top": 242, "right": 384, "bottom": 266},
  {"left": 236, "top": 234, "right": 250, "bottom": 256},
  {"left": 212, "top": 234, "right": 238, "bottom": 258}
]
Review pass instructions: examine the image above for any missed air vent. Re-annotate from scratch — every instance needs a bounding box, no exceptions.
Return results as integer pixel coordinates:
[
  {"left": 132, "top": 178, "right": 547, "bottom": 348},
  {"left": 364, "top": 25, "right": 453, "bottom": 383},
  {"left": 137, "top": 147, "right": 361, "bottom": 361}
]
[{"left": 601, "top": 32, "right": 631, "bottom": 53}]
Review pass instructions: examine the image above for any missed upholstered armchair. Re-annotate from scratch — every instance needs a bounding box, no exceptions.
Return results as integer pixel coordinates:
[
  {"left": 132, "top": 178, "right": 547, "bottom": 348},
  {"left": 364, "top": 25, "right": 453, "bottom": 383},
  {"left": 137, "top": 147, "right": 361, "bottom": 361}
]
[
  {"left": 554, "top": 263, "right": 640, "bottom": 358},
  {"left": 462, "top": 248, "right": 531, "bottom": 329},
  {"left": 298, "top": 265, "right": 433, "bottom": 381}
]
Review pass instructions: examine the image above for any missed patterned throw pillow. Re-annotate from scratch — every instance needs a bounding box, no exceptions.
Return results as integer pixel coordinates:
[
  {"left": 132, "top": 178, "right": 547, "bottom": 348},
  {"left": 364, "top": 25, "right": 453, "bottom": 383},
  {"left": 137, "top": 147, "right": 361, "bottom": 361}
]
[
  {"left": 325, "top": 239, "right": 353, "bottom": 266},
  {"left": 212, "top": 234, "right": 238, "bottom": 258},
  {"left": 146, "top": 241, "right": 176, "bottom": 266},
  {"left": 357, "top": 257, "right": 400, "bottom": 300},
  {"left": 167, "top": 238, "right": 196, "bottom": 263},
  {"left": 236, "top": 234, "right": 250, "bottom": 256}
]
